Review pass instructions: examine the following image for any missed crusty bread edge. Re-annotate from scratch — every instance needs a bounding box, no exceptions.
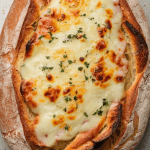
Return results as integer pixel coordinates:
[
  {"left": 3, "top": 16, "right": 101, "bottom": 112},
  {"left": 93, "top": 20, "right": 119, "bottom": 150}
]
[{"left": 0, "top": 0, "right": 149, "bottom": 149}]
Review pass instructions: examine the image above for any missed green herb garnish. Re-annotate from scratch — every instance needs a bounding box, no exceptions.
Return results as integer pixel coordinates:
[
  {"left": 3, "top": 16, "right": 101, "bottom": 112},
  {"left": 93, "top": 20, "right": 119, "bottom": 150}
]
[
  {"left": 78, "top": 67, "right": 83, "bottom": 71},
  {"left": 65, "top": 97, "right": 72, "bottom": 102},
  {"left": 46, "top": 56, "right": 50, "bottom": 59},
  {"left": 84, "top": 112, "right": 88, "bottom": 117},
  {"left": 39, "top": 35, "right": 45, "bottom": 39},
  {"left": 53, "top": 114, "right": 56, "bottom": 118},
  {"left": 65, "top": 125, "right": 69, "bottom": 130},
  {"left": 63, "top": 55, "right": 67, "bottom": 58},
  {"left": 42, "top": 66, "right": 53, "bottom": 71},
  {"left": 84, "top": 62, "right": 90, "bottom": 68}
]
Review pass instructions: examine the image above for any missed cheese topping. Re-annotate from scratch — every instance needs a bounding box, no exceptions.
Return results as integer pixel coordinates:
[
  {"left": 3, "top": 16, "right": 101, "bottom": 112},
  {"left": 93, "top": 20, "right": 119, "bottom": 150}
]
[{"left": 20, "top": 0, "right": 128, "bottom": 147}]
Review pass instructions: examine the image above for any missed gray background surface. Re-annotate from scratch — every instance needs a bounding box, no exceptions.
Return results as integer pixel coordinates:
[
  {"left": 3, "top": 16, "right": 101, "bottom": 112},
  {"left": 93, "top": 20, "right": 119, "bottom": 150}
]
[{"left": 0, "top": 0, "right": 150, "bottom": 149}]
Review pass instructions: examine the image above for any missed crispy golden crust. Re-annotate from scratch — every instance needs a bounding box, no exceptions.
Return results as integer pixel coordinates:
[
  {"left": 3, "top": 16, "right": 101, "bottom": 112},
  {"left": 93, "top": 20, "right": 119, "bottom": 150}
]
[
  {"left": 11, "top": 0, "right": 148, "bottom": 150},
  {"left": 92, "top": 0, "right": 148, "bottom": 149}
]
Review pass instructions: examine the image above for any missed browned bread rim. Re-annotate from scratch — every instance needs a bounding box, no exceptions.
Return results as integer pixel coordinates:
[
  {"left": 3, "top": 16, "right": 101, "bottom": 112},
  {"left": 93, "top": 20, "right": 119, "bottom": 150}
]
[{"left": 0, "top": 0, "right": 148, "bottom": 150}]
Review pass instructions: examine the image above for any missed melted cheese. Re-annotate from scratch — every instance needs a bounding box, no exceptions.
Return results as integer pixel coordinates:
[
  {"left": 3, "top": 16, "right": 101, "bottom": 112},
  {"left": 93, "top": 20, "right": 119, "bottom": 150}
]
[{"left": 20, "top": 0, "right": 128, "bottom": 147}]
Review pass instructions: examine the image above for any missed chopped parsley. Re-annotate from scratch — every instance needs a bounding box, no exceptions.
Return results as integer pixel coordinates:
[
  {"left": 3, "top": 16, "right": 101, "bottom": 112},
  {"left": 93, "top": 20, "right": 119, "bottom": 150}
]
[
  {"left": 53, "top": 114, "right": 56, "bottom": 118},
  {"left": 65, "top": 125, "right": 69, "bottom": 130},
  {"left": 78, "top": 67, "right": 83, "bottom": 71},
  {"left": 97, "top": 24, "right": 100, "bottom": 27},
  {"left": 74, "top": 96, "right": 78, "bottom": 101},
  {"left": 93, "top": 106, "right": 103, "bottom": 116},
  {"left": 39, "top": 35, "right": 45, "bottom": 39},
  {"left": 81, "top": 14, "right": 86, "bottom": 16},
  {"left": 78, "top": 28, "right": 83, "bottom": 33},
  {"left": 70, "top": 78, "right": 72, "bottom": 80},
  {"left": 63, "top": 107, "right": 67, "bottom": 112},
  {"left": 21, "top": 64, "right": 25, "bottom": 67},
  {"left": 65, "top": 97, "right": 72, "bottom": 102},
  {"left": 63, "top": 55, "right": 67, "bottom": 58},
  {"left": 49, "top": 37, "right": 58, "bottom": 43},
  {"left": 68, "top": 60, "right": 73, "bottom": 64},
  {"left": 82, "top": 34, "right": 87, "bottom": 39},
  {"left": 69, "top": 82, "right": 73, "bottom": 86},
  {"left": 48, "top": 31, "right": 52, "bottom": 37},
  {"left": 46, "top": 56, "right": 50, "bottom": 59},
  {"left": 85, "top": 75, "right": 89, "bottom": 81},
  {"left": 89, "top": 17, "right": 94, "bottom": 20},
  {"left": 47, "top": 8, "right": 51, "bottom": 13},
  {"left": 84, "top": 62, "right": 90, "bottom": 68},
  {"left": 42, "top": 66, "right": 53, "bottom": 71},
  {"left": 84, "top": 112, "right": 88, "bottom": 117},
  {"left": 61, "top": 69, "right": 64, "bottom": 72},
  {"left": 103, "top": 99, "right": 109, "bottom": 106},
  {"left": 59, "top": 61, "right": 63, "bottom": 67}
]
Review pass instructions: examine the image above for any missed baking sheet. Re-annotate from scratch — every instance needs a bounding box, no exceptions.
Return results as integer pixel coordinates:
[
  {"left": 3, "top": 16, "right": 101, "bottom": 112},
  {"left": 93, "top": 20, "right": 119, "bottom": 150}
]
[{"left": 0, "top": 0, "right": 150, "bottom": 149}]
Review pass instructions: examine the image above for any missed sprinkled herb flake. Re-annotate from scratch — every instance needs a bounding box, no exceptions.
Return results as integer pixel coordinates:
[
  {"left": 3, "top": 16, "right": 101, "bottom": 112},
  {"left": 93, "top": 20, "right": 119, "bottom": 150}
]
[
  {"left": 49, "top": 37, "right": 58, "bottom": 43},
  {"left": 81, "top": 14, "right": 86, "bottom": 16},
  {"left": 63, "top": 55, "right": 67, "bottom": 58},
  {"left": 74, "top": 96, "right": 78, "bottom": 101},
  {"left": 47, "top": 8, "right": 51, "bottom": 13},
  {"left": 78, "top": 28, "right": 83, "bottom": 33},
  {"left": 65, "top": 97, "right": 72, "bottom": 102},
  {"left": 59, "top": 61, "right": 63, "bottom": 67},
  {"left": 61, "top": 69, "right": 64, "bottom": 72},
  {"left": 42, "top": 66, "right": 53, "bottom": 71},
  {"left": 46, "top": 56, "right": 50, "bottom": 59},
  {"left": 68, "top": 60, "right": 73, "bottom": 64},
  {"left": 48, "top": 31, "right": 52, "bottom": 37},
  {"left": 82, "top": 34, "right": 87, "bottom": 39},
  {"left": 89, "top": 17, "right": 94, "bottom": 20},
  {"left": 93, "top": 106, "right": 103, "bottom": 116},
  {"left": 53, "top": 114, "right": 56, "bottom": 118},
  {"left": 63, "top": 107, "right": 67, "bottom": 112},
  {"left": 84, "top": 112, "right": 88, "bottom": 117},
  {"left": 39, "top": 35, "right": 45, "bottom": 40},
  {"left": 84, "top": 62, "right": 90, "bottom": 68},
  {"left": 70, "top": 78, "right": 72, "bottom": 80},
  {"left": 85, "top": 75, "right": 89, "bottom": 81},
  {"left": 78, "top": 67, "right": 83, "bottom": 71},
  {"left": 65, "top": 125, "right": 69, "bottom": 130},
  {"left": 69, "top": 82, "right": 73, "bottom": 86},
  {"left": 97, "top": 24, "right": 100, "bottom": 27},
  {"left": 103, "top": 99, "right": 109, "bottom": 106},
  {"left": 21, "top": 64, "right": 25, "bottom": 67}
]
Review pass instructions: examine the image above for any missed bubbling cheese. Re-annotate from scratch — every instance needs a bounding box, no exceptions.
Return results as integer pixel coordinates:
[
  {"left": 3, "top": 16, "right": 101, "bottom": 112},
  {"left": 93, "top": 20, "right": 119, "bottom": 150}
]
[{"left": 20, "top": 0, "right": 128, "bottom": 147}]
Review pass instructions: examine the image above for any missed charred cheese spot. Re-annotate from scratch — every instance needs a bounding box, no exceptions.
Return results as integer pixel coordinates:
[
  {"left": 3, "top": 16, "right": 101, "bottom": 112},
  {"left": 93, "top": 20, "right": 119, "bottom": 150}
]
[
  {"left": 67, "top": 104, "right": 77, "bottom": 114},
  {"left": 70, "top": 10, "right": 80, "bottom": 17},
  {"left": 97, "top": 27, "right": 107, "bottom": 38},
  {"left": 79, "top": 57, "right": 85, "bottom": 62},
  {"left": 105, "top": 20, "right": 112, "bottom": 30},
  {"left": 46, "top": 74, "right": 53, "bottom": 82},
  {"left": 44, "top": 87, "right": 61, "bottom": 102},
  {"left": 63, "top": 88, "right": 71, "bottom": 95},
  {"left": 39, "top": 17, "right": 57, "bottom": 33},
  {"left": 109, "top": 50, "right": 117, "bottom": 63},
  {"left": 52, "top": 116, "right": 65, "bottom": 126},
  {"left": 105, "top": 9, "right": 113, "bottom": 18},
  {"left": 96, "top": 40, "right": 107, "bottom": 51},
  {"left": 67, "top": 116, "right": 76, "bottom": 120},
  {"left": 91, "top": 58, "right": 113, "bottom": 86},
  {"left": 64, "top": 0, "right": 82, "bottom": 8},
  {"left": 21, "top": 80, "right": 38, "bottom": 108},
  {"left": 114, "top": 76, "right": 124, "bottom": 83},
  {"left": 96, "top": 1, "right": 101, "bottom": 8}
]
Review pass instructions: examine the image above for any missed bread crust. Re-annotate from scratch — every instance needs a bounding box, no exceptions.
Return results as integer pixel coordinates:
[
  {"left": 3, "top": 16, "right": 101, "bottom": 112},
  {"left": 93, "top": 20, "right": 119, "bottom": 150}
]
[{"left": 1, "top": 0, "right": 148, "bottom": 150}]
